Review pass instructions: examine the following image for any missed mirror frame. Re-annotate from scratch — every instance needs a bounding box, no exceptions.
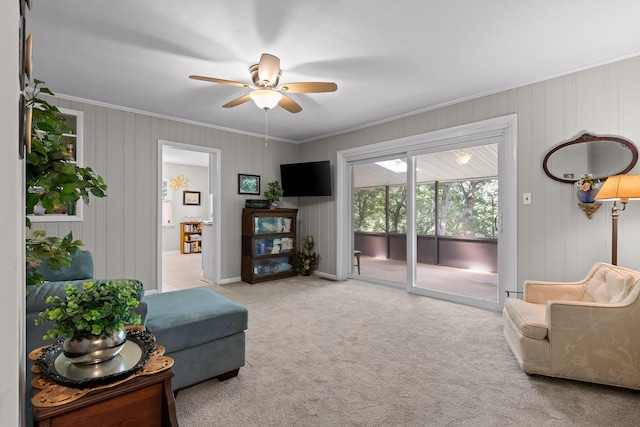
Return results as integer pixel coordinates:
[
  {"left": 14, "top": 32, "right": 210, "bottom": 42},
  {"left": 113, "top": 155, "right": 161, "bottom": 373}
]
[{"left": 543, "top": 132, "right": 638, "bottom": 184}]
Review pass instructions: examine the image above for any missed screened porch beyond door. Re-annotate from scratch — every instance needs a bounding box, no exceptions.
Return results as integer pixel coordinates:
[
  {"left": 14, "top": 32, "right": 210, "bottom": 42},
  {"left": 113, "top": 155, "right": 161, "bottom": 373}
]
[{"left": 355, "top": 254, "right": 497, "bottom": 301}]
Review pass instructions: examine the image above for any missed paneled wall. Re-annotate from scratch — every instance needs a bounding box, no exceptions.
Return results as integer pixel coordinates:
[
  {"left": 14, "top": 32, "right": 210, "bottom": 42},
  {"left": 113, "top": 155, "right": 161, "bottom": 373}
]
[
  {"left": 300, "top": 56, "right": 640, "bottom": 288},
  {"left": 30, "top": 100, "right": 300, "bottom": 289},
  {"left": 32, "top": 55, "right": 640, "bottom": 291}
]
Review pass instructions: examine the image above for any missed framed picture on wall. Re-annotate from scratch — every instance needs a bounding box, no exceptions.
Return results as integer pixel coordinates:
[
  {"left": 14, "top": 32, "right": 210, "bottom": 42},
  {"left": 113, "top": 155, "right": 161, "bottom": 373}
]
[
  {"left": 238, "top": 174, "right": 260, "bottom": 195},
  {"left": 183, "top": 191, "right": 201, "bottom": 205}
]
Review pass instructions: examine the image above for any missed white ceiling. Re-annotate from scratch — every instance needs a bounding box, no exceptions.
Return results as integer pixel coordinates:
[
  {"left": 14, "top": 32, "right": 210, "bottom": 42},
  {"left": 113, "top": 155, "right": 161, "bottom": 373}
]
[{"left": 26, "top": 1, "right": 640, "bottom": 143}]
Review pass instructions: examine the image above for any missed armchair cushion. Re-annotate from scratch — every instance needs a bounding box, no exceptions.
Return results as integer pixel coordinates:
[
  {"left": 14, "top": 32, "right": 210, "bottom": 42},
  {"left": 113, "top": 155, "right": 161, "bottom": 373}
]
[
  {"left": 585, "top": 267, "right": 632, "bottom": 303},
  {"left": 503, "top": 298, "right": 547, "bottom": 339}
]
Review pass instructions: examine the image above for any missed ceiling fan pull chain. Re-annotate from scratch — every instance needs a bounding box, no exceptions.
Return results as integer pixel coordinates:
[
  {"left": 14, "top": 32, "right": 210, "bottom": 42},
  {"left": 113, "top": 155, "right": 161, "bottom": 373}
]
[{"left": 265, "top": 109, "right": 269, "bottom": 147}]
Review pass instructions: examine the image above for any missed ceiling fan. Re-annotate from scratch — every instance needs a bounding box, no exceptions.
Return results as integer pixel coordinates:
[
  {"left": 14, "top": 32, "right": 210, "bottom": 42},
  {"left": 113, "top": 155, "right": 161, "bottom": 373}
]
[{"left": 189, "top": 53, "right": 337, "bottom": 113}]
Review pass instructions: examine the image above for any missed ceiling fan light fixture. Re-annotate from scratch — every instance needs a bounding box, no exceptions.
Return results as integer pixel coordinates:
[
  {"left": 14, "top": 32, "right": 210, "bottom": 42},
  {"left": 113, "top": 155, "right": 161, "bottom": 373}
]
[{"left": 250, "top": 90, "right": 282, "bottom": 110}]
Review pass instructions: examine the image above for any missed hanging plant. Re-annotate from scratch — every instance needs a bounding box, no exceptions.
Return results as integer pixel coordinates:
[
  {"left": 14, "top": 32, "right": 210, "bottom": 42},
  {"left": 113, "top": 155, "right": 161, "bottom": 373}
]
[
  {"left": 26, "top": 80, "right": 107, "bottom": 222},
  {"left": 25, "top": 80, "right": 108, "bottom": 286}
]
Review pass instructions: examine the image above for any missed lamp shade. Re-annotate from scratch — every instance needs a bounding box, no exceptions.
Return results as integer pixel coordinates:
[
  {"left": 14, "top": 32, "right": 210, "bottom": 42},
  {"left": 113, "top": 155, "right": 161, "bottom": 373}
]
[
  {"left": 595, "top": 174, "right": 640, "bottom": 202},
  {"left": 249, "top": 90, "right": 283, "bottom": 110}
]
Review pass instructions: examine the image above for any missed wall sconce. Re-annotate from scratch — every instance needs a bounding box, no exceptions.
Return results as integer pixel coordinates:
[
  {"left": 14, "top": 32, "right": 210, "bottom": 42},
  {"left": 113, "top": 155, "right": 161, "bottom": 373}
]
[{"left": 578, "top": 202, "right": 601, "bottom": 219}]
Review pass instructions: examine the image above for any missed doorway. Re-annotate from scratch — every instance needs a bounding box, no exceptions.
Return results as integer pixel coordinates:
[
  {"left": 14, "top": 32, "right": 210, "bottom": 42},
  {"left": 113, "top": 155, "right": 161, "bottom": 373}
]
[
  {"left": 336, "top": 115, "right": 517, "bottom": 311},
  {"left": 157, "top": 140, "right": 221, "bottom": 293}
]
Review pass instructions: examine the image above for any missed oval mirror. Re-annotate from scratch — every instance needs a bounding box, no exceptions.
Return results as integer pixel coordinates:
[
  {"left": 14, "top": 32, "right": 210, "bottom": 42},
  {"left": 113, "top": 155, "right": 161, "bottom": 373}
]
[{"left": 543, "top": 132, "right": 638, "bottom": 184}]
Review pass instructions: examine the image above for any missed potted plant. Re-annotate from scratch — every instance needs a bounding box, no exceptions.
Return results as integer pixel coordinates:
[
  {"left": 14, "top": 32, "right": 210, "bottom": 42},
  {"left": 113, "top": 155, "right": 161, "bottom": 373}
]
[
  {"left": 295, "top": 235, "right": 320, "bottom": 276},
  {"left": 265, "top": 180, "right": 283, "bottom": 209},
  {"left": 35, "top": 280, "right": 142, "bottom": 365},
  {"left": 25, "top": 80, "right": 108, "bottom": 286}
]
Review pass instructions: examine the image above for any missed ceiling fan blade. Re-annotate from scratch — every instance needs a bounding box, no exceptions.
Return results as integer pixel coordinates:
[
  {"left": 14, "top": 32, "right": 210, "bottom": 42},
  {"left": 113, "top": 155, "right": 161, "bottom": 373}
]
[
  {"left": 278, "top": 94, "right": 302, "bottom": 113},
  {"left": 258, "top": 54, "right": 281, "bottom": 85},
  {"left": 189, "top": 75, "right": 250, "bottom": 88},
  {"left": 279, "top": 82, "right": 338, "bottom": 93},
  {"left": 223, "top": 94, "right": 252, "bottom": 108}
]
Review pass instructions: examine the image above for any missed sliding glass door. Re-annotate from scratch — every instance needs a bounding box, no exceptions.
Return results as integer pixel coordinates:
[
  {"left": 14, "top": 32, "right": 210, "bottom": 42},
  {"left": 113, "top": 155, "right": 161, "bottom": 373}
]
[
  {"left": 412, "top": 146, "right": 499, "bottom": 303},
  {"left": 338, "top": 115, "right": 517, "bottom": 310},
  {"left": 353, "top": 157, "right": 407, "bottom": 287},
  {"left": 350, "top": 145, "right": 499, "bottom": 304}
]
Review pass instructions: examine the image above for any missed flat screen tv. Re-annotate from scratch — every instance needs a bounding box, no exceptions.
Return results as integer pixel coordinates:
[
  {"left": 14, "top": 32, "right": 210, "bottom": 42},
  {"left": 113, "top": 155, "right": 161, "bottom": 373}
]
[{"left": 280, "top": 160, "right": 332, "bottom": 197}]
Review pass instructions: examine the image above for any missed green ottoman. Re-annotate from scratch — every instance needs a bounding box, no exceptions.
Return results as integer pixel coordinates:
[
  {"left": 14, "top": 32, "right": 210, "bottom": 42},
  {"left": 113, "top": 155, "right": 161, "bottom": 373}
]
[{"left": 143, "top": 288, "right": 248, "bottom": 391}]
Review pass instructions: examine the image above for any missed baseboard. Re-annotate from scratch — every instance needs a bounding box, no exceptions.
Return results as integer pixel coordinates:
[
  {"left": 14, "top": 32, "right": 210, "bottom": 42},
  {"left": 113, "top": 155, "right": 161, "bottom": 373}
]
[
  {"left": 217, "top": 276, "right": 242, "bottom": 285},
  {"left": 314, "top": 271, "right": 338, "bottom": 281}
]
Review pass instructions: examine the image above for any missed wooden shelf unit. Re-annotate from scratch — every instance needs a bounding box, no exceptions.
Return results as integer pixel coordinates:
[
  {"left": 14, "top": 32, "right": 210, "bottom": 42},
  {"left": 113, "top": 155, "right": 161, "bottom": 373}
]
[
  {"left": 180, "top": 222, "right": 202, "bottom": 254},
  {"left": 241, "top": 208, "right": 298, "bottom": 284},
  {"left": 33, "top": 368, "right": 178, "bottom": 427}
]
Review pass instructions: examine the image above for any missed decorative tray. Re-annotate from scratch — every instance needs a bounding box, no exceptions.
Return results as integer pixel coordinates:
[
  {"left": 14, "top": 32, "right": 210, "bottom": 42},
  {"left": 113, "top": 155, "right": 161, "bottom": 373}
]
[{"left": 35, "top": 328, "right": 157, "bottom": 389}]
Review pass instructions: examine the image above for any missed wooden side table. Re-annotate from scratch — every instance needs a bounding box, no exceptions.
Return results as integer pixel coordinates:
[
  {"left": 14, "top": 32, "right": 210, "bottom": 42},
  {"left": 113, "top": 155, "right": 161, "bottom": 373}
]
[{"left": 33, "top": 368, "right": 178, "bottom": 427}]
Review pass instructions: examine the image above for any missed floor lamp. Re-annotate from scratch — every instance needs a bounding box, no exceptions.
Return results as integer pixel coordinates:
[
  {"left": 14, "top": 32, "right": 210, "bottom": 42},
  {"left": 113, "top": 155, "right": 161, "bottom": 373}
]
[{"left": 594, "top": 174, "right": 640, "bottom": 265}]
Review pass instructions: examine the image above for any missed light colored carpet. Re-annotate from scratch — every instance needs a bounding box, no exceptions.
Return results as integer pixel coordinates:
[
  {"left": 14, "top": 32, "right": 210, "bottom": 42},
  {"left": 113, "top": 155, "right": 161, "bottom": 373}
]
[{"left": 174, "top": 276, "right": 640, "bottom": 426}]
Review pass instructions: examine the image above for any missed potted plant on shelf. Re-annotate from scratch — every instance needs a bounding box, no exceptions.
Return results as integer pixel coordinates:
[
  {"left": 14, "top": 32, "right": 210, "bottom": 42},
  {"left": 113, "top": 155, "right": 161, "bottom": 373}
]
[
  {"left": 25, "top": 80, "right": 108, "bottom": 286},
  {"left": 265, "top": 180, "right": 283, "bottom": 209},
  {"left": 295, "top": 235, "right": 320, "bottom": 276},
  {"left": 35, "top": 280, "right": 142, "bottom": 365}
]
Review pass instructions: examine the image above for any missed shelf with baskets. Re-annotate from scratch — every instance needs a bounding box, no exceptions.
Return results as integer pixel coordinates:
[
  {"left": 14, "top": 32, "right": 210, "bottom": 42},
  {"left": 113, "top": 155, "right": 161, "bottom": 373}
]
[
  {"left": 180, "top": 222, "right": 202, "bottom": 254},
  {"left": 241, "top": 208, "right": 297, "bottom": 284}
]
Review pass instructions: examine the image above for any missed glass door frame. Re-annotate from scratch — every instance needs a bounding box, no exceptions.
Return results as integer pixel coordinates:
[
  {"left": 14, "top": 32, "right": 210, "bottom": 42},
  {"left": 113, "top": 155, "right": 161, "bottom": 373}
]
[
  {"left": 336, "top": 115, "right": 517, "bottom": 311},
  {"left": 351, "top": 154, "right": 409, "bottom": 289}
]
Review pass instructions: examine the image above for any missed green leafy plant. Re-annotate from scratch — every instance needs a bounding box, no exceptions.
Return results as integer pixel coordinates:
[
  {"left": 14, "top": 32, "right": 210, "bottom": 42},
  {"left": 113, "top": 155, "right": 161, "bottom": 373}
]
[
  {"left": 26, "top": 80, "right": 107, "bottom": 221},
  {"left": 26, "top": 230, "right": 83, "bottom": 287},
  {"left": 25, "top": 80, "right": 108, "bottom": 286},
  {"left": 35, "top": 280, "right": 142, "bottom": 340},
  {"left": 265, "top": 180, "right": 283, "bottom": 202},
  {"left": 295, "top": 235, "right": 320, "bottom": 274}
]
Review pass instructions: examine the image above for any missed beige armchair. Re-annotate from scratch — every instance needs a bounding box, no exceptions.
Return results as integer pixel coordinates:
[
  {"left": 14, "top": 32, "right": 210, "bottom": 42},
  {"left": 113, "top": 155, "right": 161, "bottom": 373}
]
[{"left": 503, "top": 262, "right": 640, "bottom": 390}]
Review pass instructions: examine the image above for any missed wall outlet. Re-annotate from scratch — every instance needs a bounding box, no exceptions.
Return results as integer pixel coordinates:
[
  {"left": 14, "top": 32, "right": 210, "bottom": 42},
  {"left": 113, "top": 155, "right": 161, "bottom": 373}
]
[{"left": 523, "top": 193, "right": 532, "bottom": 205}]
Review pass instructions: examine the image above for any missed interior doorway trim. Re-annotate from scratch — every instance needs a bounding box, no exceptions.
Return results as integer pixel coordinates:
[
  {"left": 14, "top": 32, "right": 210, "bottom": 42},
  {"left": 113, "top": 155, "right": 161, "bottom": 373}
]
[
  {"left": 157, "top": 140, "right": 222, "bottom": 292},
  {"left": 336, "top": 114, "right": 517, "bottom": 310}
]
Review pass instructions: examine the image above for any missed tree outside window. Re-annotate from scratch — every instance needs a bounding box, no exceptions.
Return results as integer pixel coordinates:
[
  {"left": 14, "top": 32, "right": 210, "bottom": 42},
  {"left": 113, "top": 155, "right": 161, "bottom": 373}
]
[
  {"left": 437, "top": 179, "right": 498, "bottom": 238},
  {"left": 416, "top": 183, "right": 436, "bottom": 235},
  {"left": 354, "top": 178, "right": 497, "bottom": 238},
  {"left": 354, "top": 186, "right": 386, "bottom": 232}
]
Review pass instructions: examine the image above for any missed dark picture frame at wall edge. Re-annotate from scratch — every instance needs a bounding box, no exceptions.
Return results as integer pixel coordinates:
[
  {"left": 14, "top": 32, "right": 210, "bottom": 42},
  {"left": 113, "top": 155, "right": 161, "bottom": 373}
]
[
  {"left": 19, "top": 95, "right": 25, "bottom": 159},
  {"left": 19, "top": 0, "right": 31, "bottom": 158},
  {"left": 21, "top": 0, "right": 32, "bottom": 14}
]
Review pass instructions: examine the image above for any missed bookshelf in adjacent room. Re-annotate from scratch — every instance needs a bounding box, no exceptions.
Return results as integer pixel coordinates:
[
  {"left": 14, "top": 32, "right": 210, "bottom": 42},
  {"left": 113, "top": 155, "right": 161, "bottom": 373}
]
[{"left": 180, "top": 222, "right": 202, "bottom": 254}]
